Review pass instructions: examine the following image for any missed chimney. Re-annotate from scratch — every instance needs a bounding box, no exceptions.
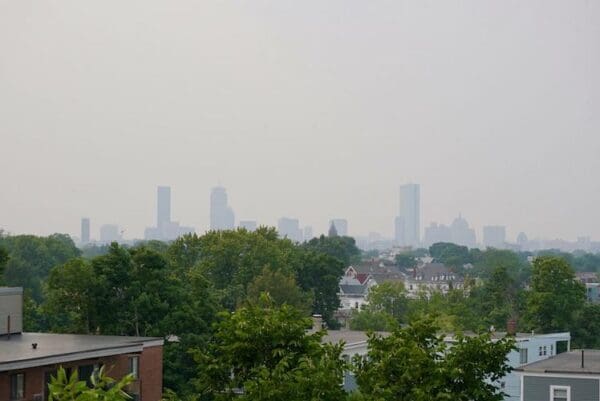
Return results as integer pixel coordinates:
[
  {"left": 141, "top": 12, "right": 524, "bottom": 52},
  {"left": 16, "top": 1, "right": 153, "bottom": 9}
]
[
  {"left": 506, "top": 319, "right": 517, "bottom": 336},
  {"left": 312, "top": 314, "right": 323, "bottom": 331},
  {"left": 581, "top": 350, "right": 585, "bottom": 368}
]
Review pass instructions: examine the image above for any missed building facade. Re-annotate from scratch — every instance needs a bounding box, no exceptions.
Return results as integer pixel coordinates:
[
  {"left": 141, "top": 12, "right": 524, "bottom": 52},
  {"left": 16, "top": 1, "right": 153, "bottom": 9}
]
[
  {"left": 210, "top": 186, "right": 235, "bottom": 230},
  {"left": 517, "top": 350, "right": 599, "bottom": 401},
  {"left": 483, "top": 225, "right": 506, "bottom": 249},
  {"left": 0, "top": 288, "right": 163, "bottom": 401},
  {"left": 277, "top": 217, "right": 303, "bottom": 243},
  {"left": 398, "top": 184, "right": 420, "bottom": 247},
  {"left": 80, "top": 218, "right": 90, "bottom": 245}
]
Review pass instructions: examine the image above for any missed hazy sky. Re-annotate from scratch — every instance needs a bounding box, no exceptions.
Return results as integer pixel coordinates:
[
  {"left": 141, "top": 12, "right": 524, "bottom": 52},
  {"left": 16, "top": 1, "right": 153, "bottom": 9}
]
[{"left": 1, "top": 0, "right": 599, "bottom": 242}]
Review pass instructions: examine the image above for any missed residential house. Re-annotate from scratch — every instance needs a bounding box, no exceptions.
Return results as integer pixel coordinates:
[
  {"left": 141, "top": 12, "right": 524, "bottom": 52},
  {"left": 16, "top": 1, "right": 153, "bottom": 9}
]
[
  {"left": 345, "top": 260, "right": 406, "bottom": 286},
  {"left": 404, "top": 263, "right": 464, "bottom": 298},
  {"left": 516, "top": 349, "right": 600, "bottom": 401},
  {"left": 0, "top": 287, "right": 163, "bottom": 401}
]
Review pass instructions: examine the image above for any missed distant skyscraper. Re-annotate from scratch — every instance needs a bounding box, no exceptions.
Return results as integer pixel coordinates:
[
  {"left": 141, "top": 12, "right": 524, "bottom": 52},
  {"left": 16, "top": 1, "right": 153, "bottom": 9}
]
[
  {"left": 329, "top": 219, "right": 348, "bottom": 236},
  {"left": 328, "top": 222, "right": 338, "bottom": 237},
  {"left": 399, "top": 183, "right": 420, "bottom": 247},
  {"left": 483, "top": 225, "right": 506, "bottom": 249},
  {"left": 239, "top": 220, "right": 257, "bottom": 231},
  {"left": 157, "top": 186, "right": 171, "bottom": 230},
  {"left": 394, "top": 216, "right": 405, "bottom": 245},
  {"left": 100, "top": 224, "right": 120, "bottom": 243},
  {"left": 210, "top": 186, "right": 235, "bottom": 230},
  {"left": 278, "top": 217, "right": 303, "bottom": 242},
  {"left": 81, "top": 218, "right": 90, "bottom": 245},
  {"left": 450, "top": 215, "right": 476, "bottom": 248},
  {"left": 423, "top": 222, "right": 452, "bottom": 247},
  {"left": 145, "top": 186, "right": 195, "bottom": 241}
]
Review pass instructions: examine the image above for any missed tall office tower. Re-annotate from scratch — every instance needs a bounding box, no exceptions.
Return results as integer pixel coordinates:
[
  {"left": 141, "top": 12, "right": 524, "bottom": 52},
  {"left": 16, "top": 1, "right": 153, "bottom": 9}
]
[
  {"left": 277, "top": 217, "right": 303, "bottom": 243},
  {"left": 394, "top": 216, "right": 405, "bottom": 245},
  {"left": 329, "top": 219, "right": 348, "bottom": 236},
  {"left": 99, "top": 224, "right": 120, "bottom": 243},
  {"left": 157, "top": 186, "right": 171, "bottom": 230},
  {"left": 239, "top": 220, "right": 257, "bottom": 231},
  {"left": 399, "top": 183, "right": 420, "bottom": 247},
  {"left": 81, "top": 218, "right": 90, "bottom": 244},
  {"left": 483, "top": 225, "right": 506, "bottom": 249},
  {"left": 210, "top": 186, "right": 235, "bottom": 230}
]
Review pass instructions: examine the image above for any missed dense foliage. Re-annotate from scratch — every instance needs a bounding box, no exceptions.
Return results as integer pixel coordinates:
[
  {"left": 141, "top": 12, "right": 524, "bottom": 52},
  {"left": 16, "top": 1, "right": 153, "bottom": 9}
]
[
  {"left": 48, "top": 366, "right": 133, "bottom": 401},
  {"left": 193, "top": 295, "right": 347, "bottom": 401},
  {"left": 354, "top": 317, "right": 515, "bottom": 401},
  {"left": 2, "top": 231, "right": 599, "bottom": 398}
]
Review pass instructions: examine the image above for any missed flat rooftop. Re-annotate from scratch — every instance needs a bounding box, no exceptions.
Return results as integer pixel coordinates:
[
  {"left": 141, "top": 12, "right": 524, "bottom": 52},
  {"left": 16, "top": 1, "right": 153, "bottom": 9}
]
[
  {"left": 322, "top": 330, "right": 569, "bottom": 346},
  {"left": 0, "top": 332, "right": 162, "bottom": 372},
  {"left": 517, "top": 350, "right": 600, "bottom": 375}
]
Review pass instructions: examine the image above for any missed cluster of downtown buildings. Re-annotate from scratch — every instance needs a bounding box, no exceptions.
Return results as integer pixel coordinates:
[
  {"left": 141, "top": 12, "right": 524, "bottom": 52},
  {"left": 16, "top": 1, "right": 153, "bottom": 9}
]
[
  {"left": 78, "top": 184, "right": 599, "bottom": 253},
  {"left": 79, "top": 185, "right": 348, "bottom": 245}
]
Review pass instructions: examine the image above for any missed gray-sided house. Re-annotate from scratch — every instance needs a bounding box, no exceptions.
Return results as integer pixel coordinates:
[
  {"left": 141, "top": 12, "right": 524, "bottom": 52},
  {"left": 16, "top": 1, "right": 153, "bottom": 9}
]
[{"left": 516, "top": 349, "right": 600, "bottom": 401}]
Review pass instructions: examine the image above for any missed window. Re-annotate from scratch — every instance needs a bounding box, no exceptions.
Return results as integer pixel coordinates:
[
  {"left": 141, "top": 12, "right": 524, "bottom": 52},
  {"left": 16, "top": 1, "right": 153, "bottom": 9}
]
[
  {"left": 543, "top": 346, "right": 547, "bottom": 356},
  {"left": 550, "top": 344, "right": 554, "bottom": 356},
  {"left": 519, "top": 348, "right": 528, "bottom": 364},
  {"left": 10, "top": 373, "right": 25, "bottom": 400},
  {"left": 550, "top": 385, "right": 570, "bottom": 401},
  {"left": 129, "top": 356, "right": 139, "bottom": 379},
  {"left": 78, "top": 364, "right": 95, "bottom": 386},
  {"left": 539, "top": 346, "right": 543, "bottom": 356}
]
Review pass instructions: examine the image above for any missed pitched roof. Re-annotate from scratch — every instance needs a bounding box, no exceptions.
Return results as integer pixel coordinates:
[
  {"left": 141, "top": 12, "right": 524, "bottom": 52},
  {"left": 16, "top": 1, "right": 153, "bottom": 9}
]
[
  {"left": 408, "top": 263, "right": 463, "bottom": 283},
  {"left": 339, "top": 284, "right": 368, "bottom": 295}
]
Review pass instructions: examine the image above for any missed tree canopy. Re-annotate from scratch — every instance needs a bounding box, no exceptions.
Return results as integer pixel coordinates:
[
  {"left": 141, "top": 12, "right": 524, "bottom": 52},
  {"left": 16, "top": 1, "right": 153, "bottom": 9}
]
[
  {"left": 353, "top": 317, "right": 515, "bottom": 401},
  {"left": 193, "top": 295, "right": 347, "bottom": 401}
]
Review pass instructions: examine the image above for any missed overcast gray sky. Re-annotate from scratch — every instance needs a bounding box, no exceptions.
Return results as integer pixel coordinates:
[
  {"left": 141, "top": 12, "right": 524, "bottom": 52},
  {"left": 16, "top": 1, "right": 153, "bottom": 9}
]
[{"left": 1, "top": 0, "right": 599, "bottom": 242}]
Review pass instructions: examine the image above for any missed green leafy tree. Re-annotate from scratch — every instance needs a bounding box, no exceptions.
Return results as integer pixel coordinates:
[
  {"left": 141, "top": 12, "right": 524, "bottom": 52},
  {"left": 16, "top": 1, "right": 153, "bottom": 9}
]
[
  {"left": 349, "top": 309, "right": 397, "bottom": 331},
  {"left": 524, "top": 256, "right": 586, "bottom": 333},
  {"left": 0, "top": 246, "right": 8, "bottom": 285},
  {"left": 303, "top": 235, "right": 361, "bottom": 267},
  {"left": 193, "top": 295, "right": 347, "bottom": 401},
  {"left": 44, "top": 258, "right": 98, "bottom": 333},
  {"left": 295, "top": 251, "right": 344, "bottom": 325},
  {"left": 395, "top": 254, "right": 417, "bottom": 269},
  {"left": 572, "top": 303, "right": 600, "bottom": 348},
  {"left": 429, "top": 242, "right": 470, "bottom": 269},
  {"left": 48, "top": 366, "right": 133, "bottom": 401},
  {"left": 365, "top": 282, "right": 408, "bottom": 322},
  {"left": 469, "top": 265, "right": 524, "bottom": 331},
  {"left": 353, "top": 317, "right": 514, "bottom": 401},
  {"left": 0, "top": 234, "right": 80, "bottom": 301},
  {"left": 470, "top": 249, "right": 527, "bottom": 282},
  {"left": 246, "top": 267, "right": 312, "bottom": 315}
]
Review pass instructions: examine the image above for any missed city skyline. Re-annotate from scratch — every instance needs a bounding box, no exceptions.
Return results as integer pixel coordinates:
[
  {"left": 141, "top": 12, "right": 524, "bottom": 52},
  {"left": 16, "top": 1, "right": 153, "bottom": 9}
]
[
  {"left": 1, "top": 1, "right": 599, "bottom": 242},
  {"left": 40, "top": 182, "right": 599, "bottom": 248}
]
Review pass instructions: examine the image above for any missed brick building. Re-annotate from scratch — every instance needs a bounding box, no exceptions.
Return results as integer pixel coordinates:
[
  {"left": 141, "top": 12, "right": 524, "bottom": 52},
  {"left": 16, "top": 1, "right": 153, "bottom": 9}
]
[{"left": 0, "top": 287, "right": 163, "bottom": 401}]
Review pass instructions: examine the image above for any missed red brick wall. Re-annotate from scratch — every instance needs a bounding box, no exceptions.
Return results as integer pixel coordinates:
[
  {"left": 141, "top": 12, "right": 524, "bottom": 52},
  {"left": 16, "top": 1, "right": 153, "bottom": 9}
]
[
  {"left": 0, "top": 346, "right": 163, "bottom": 401},
  {"left": 140, "top": 346, "right": 163, "bottom": 401}
]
